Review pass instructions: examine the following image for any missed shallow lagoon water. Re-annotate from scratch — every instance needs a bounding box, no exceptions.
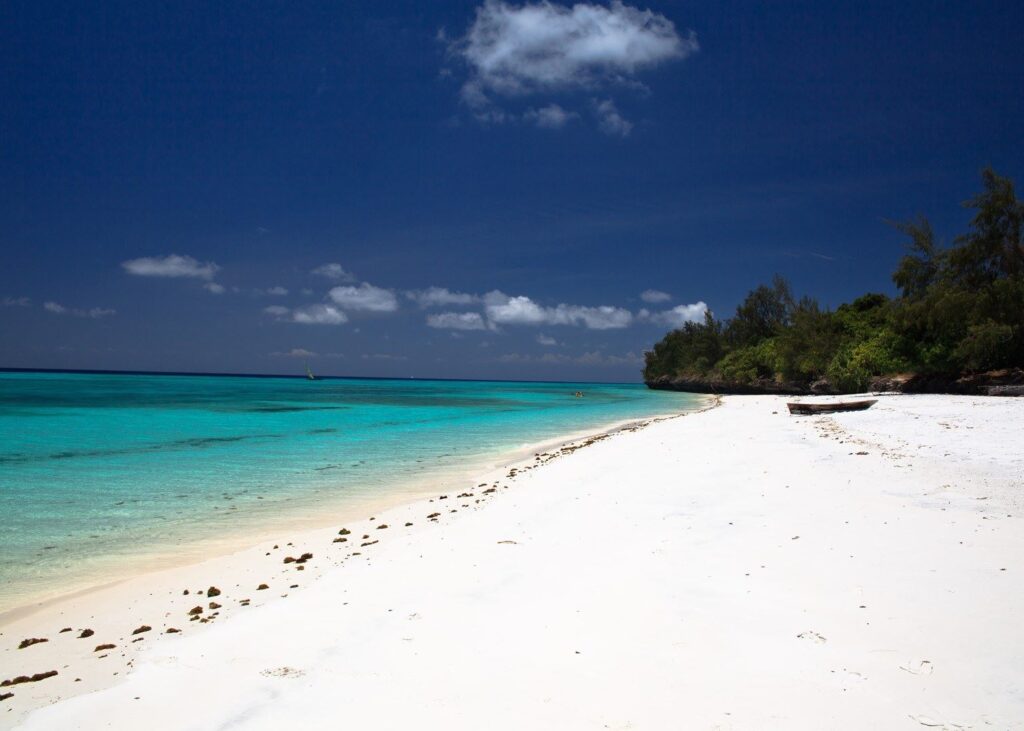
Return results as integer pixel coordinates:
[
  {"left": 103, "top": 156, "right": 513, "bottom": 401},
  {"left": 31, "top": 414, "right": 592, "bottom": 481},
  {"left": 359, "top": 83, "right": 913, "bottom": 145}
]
[{"left": 0, "top": 371, "right": 702, "bottom": 611}]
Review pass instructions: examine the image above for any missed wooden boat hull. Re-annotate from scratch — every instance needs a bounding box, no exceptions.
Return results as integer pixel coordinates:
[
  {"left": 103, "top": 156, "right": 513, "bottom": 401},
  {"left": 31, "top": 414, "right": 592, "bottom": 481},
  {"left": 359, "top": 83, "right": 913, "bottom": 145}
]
[{"left": 787, "top": 399, "right": 877, "bottom": 415}]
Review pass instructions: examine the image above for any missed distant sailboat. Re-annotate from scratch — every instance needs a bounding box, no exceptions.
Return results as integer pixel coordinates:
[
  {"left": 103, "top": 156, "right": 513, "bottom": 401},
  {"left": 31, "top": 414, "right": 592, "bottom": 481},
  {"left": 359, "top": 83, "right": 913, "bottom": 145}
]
[{"left": 305, "top": 362, "right": 317, "bottom": 381}]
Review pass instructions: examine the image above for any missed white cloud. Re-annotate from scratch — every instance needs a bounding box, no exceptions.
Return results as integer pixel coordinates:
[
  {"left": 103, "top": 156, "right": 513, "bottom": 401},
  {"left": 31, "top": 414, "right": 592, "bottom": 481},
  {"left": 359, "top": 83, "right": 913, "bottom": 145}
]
[
  {"left": 121, "top": 254, "right": 219, "bottom": 281},
  {"left": 291, "top": 305, "right": 348, "bottom": 325},
  {"left": 273, "top": 348, "right": 317, "bottom": 358},
  {"left": 523, "top": 103, "right": 575, "bottom": 129},
  {"left": 204, "top": 282, "right": 226, "bottom": 295},
  {"left": 497, "top": 350, "right": 641, "bottom": 366},
  {"left": 640, "top": 289, "right": 671, "bottom": 303},
  {"left": 427, "top": 311, "right": 488, "bottom": 330},
  {"left": 484, "top": 291, "right": 548, "bottom": 325},
  {"left": 449, "top": 0, "right": 696, "bottom": 125},
  {"left": 483, "top": 290, "right": 632, "bottom": 329},
  {"left": 44, "top": 301, "right": 116, "bottom": 319},
  {"left": 641, "top": 301, "right": 708, "bottom": 327},
  {"left": 558, "top": 304, "right": 633, "bottom": 329},
  {"left": 593, "top": 98, "right": 632, "bottom": 136},
  {"left": 407, "top": 287, "right": 479, "bottom": 308},
  {"left": 536, "top": 333, "right": 559, "bottom": 346},
  {"left": 361, "top": 353, "right": 408, "bottom": 361},
  {"left": 265, "top": 304, "right": 348, "bottom": 325},
  {"left": 328, "top": 283, "right": 399, "bottom": 312},
  {"left": 2, "top": 296, "right": 30, "bottom": 307},
  {"left": 311, "top": 263, "right": 355, "bottom": 281}
]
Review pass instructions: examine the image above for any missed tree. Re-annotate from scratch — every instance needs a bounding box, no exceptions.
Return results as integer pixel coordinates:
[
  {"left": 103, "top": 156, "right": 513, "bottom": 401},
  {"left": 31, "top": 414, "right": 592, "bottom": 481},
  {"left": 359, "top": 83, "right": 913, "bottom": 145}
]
[
  {"left": 891, "top": 168, "right": 1024, "bottom": 372},
  {"left": 724, "top": 275, "right": 794, "bottom": 348},
  {"left": 891, "top": 217, "right": 942, "bottom": 299},
  {"left": 949, "top": 168, "right": 1024, "bottom": 287},
  {"left": 644, "top": 169, "right": 1023, "bottom": 389},
  {"left": 642, "top": 311, "right": 723, "bottom": 380}
]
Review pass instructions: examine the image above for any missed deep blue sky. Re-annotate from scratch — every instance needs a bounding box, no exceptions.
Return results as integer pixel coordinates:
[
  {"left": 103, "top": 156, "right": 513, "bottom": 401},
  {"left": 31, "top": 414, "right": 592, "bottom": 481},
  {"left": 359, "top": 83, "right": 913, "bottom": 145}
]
[{"left": 2, "top": 0, "right": 1021, "bottom": 381}]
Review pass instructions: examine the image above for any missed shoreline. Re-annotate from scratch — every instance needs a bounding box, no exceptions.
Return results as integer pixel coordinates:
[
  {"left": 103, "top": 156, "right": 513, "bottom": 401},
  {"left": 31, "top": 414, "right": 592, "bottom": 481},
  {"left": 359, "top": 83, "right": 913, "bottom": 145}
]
[
  {"left": 0, "top": 400, "right": 709, "bottom": 624},
  {"left": 6, "top": 393, "right": 1021, "bottom": 729},
  {"left": 0, "top": 400, "right": 715, "bottom": 725}
]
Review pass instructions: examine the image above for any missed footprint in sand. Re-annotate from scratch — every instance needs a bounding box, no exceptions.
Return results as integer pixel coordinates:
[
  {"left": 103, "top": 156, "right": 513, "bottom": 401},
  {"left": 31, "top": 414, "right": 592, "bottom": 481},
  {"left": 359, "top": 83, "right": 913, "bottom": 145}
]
[
  {"left": 260, "top": 667, "right": 305, "bottom": 679},
  {"left": 797, "top": 631, "right": 827, "bottom": 644},
  {"left": 900, "top": 659, "right": 934, "bottom": 675}
]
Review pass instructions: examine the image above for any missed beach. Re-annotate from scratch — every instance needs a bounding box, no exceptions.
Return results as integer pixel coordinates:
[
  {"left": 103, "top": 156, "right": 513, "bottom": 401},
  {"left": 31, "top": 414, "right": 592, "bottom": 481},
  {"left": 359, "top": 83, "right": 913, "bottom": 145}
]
[
  {"left": 0, "top": 372, "right": 694, "bottom": 615},
  {"left": 3, "top": 394, "right": 1023, "bottom": 729}
]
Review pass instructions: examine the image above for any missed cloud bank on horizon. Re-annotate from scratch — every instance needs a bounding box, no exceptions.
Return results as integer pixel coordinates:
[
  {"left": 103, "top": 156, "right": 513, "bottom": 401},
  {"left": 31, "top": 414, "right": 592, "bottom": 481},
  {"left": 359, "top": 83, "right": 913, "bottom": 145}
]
[{"left": 445, "top": 0, "right": 698, "bottom": 134}]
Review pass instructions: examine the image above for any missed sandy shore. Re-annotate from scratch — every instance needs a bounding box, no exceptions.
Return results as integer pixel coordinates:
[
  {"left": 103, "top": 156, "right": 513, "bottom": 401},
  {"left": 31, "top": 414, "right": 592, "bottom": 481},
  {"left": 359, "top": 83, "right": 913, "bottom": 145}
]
[{"left": 3, "top": 394, "right": 1022, "bottom": 729}]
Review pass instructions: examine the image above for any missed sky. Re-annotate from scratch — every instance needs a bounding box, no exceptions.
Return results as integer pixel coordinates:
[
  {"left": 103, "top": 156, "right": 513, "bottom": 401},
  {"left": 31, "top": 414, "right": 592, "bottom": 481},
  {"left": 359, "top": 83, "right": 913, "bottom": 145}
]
[{"left": 1, "top": 0, "right": 1022, "bottom": 381}]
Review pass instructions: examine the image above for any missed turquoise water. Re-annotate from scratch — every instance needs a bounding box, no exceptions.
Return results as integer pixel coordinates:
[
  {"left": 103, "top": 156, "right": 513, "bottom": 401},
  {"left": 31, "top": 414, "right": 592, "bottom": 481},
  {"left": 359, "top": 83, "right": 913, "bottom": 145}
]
[{"left": 0, "top": 371, "right": 701, "bottom": 610}]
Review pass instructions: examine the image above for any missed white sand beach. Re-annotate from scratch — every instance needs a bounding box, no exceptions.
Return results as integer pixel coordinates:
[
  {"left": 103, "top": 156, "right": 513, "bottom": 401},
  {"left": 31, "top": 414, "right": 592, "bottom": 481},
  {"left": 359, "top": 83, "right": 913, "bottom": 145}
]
[{"left": 3, "top": 394, "right": 1023, "bottom": 730}]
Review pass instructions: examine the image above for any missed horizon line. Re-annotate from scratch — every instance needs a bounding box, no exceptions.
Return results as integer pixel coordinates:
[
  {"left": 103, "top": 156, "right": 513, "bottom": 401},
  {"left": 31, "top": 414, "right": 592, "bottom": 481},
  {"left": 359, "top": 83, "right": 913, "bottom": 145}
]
[{"left": 0, "top": 366, "right": 647, "bottom": 387}]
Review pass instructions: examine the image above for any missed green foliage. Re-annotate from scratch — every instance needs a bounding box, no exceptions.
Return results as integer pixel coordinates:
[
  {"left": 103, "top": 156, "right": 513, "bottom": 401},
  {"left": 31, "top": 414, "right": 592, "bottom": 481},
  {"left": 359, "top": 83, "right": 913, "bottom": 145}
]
[
  {"left": 643, "top": 169, "right": 1024, "bottom": 391},
  {"left": 888, "top": 169, "right": 1024, "bottom": 373},
  {"left": 949, "top": 168, "right": 1024, "bottom": 287},
  {"left": 826, "top": 328, "right": 909, "bottom": 392},
  {"left": 716, "top": 340, "right": 781, "bottom": 384},
  {"left": 724, "top": 275, "right": 794, "bottom": 348},
  {"left": 774, "top": 297, "right": 838, "bottom": 382},
  {"left": 892, "top": 218, "right": 942, "bottom": 299},
  {"left": 642, "top": 311, "right": 723, "bottom": 379}
]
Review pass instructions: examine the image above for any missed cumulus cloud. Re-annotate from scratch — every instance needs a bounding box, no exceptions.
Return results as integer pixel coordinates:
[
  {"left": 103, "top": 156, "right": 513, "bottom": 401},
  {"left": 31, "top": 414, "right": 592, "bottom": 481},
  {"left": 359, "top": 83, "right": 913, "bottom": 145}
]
[
  {"left": 640, "top": 289, "right": 671, "bottom": 303},
  {"left": 565, "top": 304, "right": 634, "bottom": 329},
  {"left": 523, "top": 103, "right": 575, "bottom": 129},
  {"left": 484, "top": 290, "right": 632, "bottom": 329},
  {"left": 43, "top": 301, "right": 116, "bottom": 319},
  {"left": 265, "top": 304, "right": 348, "bottom": 325},
  {"left": 536, "top": 333, "right": 559, "bottom": 346},
  {"left": 291, "top": 305, "right": 348, "bottom": 325},
  {"left": 427, "top": 312, "right": 488, "bottom": 330},
  {"left": 311, "top": 263, "right": 355, "bottom": 281},
  {"left": 407, "top": 287, "right": 479, "bottom": 308},
  {"left": 204, "top": 282, "right": 226, "bottom": 295},
  {"left": 261, "top": 286, "right": 288, "bottom": 296},
  {"left": 483, "top": 291, "right": 548, "bottom": 325},
  {"left": 641, "top": 301, "right": 708, "bottom": 327},
  {"left": 328, "top": 283, "right": 399, "bottom": 312},
  {"left": 2, "top": 296, "right": 30, "bottom": 307},
  {"left": 121, "top": 254, "right": 220, "bottom": 281},
  {"left": 593, "top": 98, "right": 632, "bottom": 136},
  {"left": 447, "top": 0, "right": 697, "bottom": 127}
]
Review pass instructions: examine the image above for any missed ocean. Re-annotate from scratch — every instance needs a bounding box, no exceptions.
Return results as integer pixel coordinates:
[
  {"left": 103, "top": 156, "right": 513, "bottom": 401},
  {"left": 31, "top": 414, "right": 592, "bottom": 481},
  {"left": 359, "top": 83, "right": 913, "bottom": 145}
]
[{"left": 0, "top": 370, "right": 703, "bottom": 612}]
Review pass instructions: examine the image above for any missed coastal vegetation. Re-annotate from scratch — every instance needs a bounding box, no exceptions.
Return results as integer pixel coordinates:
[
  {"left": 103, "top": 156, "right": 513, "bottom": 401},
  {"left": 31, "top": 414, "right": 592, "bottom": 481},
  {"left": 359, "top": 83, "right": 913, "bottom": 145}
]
[{"left": 644, "top": 169, "right": 1024, "bottom": 393}]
